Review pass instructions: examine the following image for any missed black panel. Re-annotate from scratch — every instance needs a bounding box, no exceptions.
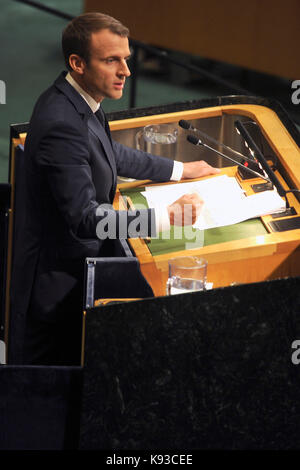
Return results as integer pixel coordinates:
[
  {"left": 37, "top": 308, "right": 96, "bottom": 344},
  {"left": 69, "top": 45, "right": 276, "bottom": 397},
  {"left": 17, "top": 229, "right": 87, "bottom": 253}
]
[
  {"left": 269, "top": 216, "right": 300, "bottom": 232},
  {"left": 80, "top": 277, "right": 300, "bottom": 450}
]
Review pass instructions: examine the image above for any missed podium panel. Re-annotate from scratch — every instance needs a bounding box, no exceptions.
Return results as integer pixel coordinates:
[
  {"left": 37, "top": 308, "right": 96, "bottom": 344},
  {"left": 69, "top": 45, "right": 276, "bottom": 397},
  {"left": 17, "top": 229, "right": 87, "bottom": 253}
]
[{"left": 80, "top": 276, "right": 300, "bottom": 450}]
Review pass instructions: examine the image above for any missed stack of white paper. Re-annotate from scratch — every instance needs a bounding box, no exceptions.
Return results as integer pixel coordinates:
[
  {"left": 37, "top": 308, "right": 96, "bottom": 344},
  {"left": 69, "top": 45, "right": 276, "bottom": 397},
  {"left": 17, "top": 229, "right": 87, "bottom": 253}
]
[{"left": 142, "top": 175, "right": 286, "bottom": 230}]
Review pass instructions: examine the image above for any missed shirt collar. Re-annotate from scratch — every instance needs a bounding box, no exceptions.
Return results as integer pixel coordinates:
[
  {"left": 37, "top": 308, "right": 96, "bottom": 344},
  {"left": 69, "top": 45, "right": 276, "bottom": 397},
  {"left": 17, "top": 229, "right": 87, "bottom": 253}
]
[{"left": 65, "top": 72, "right": 100, "bottom": 113}]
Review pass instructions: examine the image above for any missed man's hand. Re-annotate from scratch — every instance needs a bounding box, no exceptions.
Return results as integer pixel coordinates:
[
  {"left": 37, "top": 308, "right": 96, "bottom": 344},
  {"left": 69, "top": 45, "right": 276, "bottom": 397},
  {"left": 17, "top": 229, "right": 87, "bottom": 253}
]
[
  {"left": 167, "top": 193, "right": 203, "bottom": 226},
  {"left": 182, "top": 161, "right": 220, "bottom": 179}
]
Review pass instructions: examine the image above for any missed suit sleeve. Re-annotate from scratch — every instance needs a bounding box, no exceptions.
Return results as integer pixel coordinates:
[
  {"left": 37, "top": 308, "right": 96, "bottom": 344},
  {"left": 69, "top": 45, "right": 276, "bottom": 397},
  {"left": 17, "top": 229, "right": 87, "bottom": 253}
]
[
  {"left": 36, "top": 120, "right": 156, "bottom": 239},
  {"left": 112, "top": 140, "right": 174, "bottom": 182}
]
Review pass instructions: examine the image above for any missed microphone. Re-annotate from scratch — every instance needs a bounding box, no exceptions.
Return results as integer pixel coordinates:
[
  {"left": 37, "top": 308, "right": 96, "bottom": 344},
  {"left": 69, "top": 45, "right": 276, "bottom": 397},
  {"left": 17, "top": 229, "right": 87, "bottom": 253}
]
[
  {"left": 187, "top": 134, "right": 202, "bottom": 145},
  {"left": 186, "top": 135, "right": 271, "bottom": 181},
  {"left": 179, "top": 119, "right": 260, "bottom": 166},
  {"left": 179, "top": 119, "right": 192, "bottom": 130}
]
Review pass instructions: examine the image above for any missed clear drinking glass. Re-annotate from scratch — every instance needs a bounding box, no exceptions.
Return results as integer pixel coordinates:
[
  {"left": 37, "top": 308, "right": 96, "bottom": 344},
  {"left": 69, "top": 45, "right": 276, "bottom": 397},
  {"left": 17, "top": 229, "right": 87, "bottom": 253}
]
[
  {"left": 135, "top": 123, "right": 178, "bottom": 160},
  {"left": 166, "top": 256, "right": 208, "bottom": 295}
]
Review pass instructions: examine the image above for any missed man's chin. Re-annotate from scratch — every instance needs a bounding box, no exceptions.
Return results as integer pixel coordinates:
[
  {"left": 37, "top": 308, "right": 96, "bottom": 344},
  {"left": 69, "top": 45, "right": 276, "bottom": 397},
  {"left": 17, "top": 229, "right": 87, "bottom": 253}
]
[{"left": 107, "top": 89, "right": 124, "bottom": 100}]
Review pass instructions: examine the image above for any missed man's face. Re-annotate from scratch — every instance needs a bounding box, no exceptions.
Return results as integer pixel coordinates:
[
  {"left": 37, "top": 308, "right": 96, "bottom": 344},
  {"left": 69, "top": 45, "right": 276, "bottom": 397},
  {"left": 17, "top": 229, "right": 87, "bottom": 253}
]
[{"left": 77, "top": 28, "right": 131, "bottom": 102}]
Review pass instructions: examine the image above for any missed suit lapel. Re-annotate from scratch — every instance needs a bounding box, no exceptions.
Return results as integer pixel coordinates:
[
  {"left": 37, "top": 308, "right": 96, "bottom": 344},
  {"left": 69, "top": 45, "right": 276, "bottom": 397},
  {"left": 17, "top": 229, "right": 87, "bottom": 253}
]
[
  {"left": 87, "top": 112, "right": 117, "bottom": 188},
  {"left": 54, "top": 72, "right": 117, "bottom": 191}
]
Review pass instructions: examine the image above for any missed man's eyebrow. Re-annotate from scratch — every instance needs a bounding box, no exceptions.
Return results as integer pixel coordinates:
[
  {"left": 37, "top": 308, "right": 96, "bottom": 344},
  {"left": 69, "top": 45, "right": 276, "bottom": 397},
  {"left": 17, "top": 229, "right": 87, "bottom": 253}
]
[{"left": 101, "top": 53, "right": 132, "bottom": 60}]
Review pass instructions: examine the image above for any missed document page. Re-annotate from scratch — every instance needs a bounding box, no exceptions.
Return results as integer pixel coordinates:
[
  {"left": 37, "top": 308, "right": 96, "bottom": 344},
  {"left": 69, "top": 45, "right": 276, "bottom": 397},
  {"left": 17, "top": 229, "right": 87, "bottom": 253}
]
[{"left": 142, "top": 175, "right": 286, "bottom": 230}]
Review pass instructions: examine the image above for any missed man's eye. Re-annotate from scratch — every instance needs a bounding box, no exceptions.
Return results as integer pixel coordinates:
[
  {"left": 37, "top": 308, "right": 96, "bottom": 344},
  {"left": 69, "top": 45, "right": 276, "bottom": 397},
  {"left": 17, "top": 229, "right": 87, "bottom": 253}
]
[{"left": 105, "top": 58, "right": 116, "bottom": 64}]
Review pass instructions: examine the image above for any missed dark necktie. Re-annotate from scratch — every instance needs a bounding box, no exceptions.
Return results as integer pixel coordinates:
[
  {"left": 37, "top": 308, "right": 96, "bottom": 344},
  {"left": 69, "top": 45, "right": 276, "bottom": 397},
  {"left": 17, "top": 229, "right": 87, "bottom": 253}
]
[
  {"left": 95, "top": 107, "right": 105, "bottom": 125},
  {"left": 95, "top": 107, "right": 112, "bottom": 142}
]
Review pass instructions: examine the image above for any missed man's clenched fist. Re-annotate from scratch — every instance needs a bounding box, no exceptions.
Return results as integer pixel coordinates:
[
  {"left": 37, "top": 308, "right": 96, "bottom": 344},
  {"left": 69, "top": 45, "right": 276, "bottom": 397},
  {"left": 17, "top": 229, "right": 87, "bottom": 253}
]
[{"left": 167, "top": 193, "right": 203, "bottom": 226}]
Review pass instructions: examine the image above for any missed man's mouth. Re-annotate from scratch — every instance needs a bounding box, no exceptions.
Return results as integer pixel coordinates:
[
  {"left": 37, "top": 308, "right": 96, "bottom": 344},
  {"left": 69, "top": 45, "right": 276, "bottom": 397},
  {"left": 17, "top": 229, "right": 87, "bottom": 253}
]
[{"left": 113, "top": 81, "right": 125, "bottom": 90}]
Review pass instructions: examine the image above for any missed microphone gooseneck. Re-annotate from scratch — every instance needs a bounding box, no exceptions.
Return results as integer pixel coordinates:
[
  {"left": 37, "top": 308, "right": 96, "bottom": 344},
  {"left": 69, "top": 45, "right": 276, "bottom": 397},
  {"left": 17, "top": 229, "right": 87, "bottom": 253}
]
[
  {"left": 179, "top": 119, "right": 259, "bottom": 165},
  {"left": 186, "top": 134, "right": 271, "bottom": 182}
]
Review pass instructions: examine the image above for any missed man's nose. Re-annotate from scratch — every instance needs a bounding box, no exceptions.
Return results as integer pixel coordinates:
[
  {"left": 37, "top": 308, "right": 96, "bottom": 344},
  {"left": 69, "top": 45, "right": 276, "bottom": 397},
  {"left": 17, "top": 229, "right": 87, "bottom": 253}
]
[{"left": 119, "top": 60, "right": 131, "bottom": 77}]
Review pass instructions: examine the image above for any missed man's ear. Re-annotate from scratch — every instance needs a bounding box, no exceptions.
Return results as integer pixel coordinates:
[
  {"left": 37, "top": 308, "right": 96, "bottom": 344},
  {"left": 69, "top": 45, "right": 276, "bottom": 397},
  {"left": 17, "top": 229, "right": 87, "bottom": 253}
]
[{"left": 68, "top": 54, "right": 86, "bottom": 74}]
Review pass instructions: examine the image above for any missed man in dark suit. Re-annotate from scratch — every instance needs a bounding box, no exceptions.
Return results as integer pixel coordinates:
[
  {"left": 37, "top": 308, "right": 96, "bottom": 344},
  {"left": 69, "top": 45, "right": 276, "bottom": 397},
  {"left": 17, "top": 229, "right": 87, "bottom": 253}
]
[{"left": 9, "top": 13, "right": 219, "bottom": 366}]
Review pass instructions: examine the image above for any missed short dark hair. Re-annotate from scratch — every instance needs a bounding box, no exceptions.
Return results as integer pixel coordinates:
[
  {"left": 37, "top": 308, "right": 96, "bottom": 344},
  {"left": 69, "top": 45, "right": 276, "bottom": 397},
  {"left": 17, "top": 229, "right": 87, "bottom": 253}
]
[{"left": 62, "top": 12, "right": 129, "bottom": 70}]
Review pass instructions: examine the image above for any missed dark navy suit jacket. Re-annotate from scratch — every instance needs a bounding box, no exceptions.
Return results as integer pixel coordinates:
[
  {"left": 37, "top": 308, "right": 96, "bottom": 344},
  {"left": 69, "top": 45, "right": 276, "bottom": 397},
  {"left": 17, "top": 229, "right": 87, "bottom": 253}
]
[{"left": 9, "top": 72, "right": 174, "bottom": 364}]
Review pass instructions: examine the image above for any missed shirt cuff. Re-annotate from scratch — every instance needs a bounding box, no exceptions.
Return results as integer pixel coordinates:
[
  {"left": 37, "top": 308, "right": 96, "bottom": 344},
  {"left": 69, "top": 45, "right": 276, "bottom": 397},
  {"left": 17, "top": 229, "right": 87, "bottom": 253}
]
[
  {"left": 170, "top": 161, "right": 184, "bottom": 181},
  {"left": 154, "top": 204, "right": 170, "bottom": 233}
]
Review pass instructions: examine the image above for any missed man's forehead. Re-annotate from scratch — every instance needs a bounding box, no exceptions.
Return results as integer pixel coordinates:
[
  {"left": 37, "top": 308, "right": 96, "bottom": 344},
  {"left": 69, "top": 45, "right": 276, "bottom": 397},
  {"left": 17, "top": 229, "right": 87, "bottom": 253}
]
[{"left": 90, "top": 29, "right": 130, "bottom": 55}]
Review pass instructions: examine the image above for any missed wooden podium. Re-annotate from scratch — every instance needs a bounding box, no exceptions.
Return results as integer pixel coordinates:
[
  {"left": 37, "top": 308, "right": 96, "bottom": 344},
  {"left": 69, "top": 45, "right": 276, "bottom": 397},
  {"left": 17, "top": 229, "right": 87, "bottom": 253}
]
[{"left": 111, "top": 101, "right": 300, "bottom": 296}]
